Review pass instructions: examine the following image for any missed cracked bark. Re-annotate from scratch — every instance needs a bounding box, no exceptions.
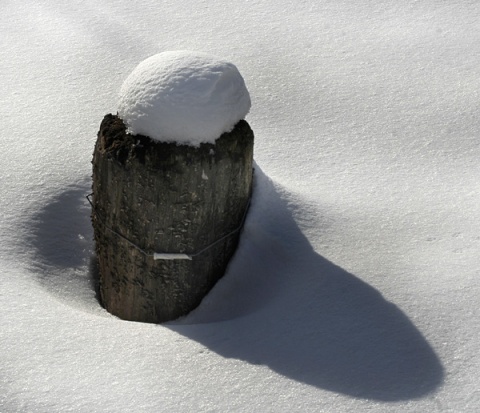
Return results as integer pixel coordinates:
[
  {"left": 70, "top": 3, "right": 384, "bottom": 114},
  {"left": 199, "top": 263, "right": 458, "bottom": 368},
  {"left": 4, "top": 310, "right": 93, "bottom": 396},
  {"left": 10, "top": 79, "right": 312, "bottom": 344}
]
[{"left": 91, "top": 114, "right": 254, "bottom": 323}]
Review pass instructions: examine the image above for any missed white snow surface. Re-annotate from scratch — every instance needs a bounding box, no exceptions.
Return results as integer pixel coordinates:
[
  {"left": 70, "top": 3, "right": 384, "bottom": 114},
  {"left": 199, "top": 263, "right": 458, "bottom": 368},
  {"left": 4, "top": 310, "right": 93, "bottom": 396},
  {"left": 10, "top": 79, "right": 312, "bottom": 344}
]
[
  {"left": 1, "top": 1, "right": 480, "bottom": 412},
  {"left": 117, "top": 51, "right": 251, "bottom": 145}
]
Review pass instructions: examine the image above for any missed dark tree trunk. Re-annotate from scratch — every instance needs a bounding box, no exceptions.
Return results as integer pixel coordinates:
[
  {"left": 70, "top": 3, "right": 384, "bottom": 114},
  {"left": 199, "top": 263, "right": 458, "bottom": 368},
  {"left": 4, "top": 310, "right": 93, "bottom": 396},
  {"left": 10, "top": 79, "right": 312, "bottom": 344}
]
[{"left": 91, "top": 114, "right": 254, "bottom": 323}]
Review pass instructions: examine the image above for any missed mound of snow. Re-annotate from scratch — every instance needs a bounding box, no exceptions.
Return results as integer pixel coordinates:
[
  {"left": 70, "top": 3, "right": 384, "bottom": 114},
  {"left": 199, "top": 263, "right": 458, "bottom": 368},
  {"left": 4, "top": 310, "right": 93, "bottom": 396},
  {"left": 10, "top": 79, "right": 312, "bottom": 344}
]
[{"left": 117, "top": 51, "right": 251, "bottom": 146}]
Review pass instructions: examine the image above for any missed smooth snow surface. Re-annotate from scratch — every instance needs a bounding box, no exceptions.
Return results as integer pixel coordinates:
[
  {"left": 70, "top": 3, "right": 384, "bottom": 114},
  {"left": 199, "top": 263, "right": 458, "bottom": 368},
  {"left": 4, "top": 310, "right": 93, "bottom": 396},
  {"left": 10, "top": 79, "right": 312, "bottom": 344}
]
[
  {"left": 117, "top": 51, "right": 251, "bottom": 145},
  {"left": 1, "top": 1, "right": 480, "bottom": 412}
]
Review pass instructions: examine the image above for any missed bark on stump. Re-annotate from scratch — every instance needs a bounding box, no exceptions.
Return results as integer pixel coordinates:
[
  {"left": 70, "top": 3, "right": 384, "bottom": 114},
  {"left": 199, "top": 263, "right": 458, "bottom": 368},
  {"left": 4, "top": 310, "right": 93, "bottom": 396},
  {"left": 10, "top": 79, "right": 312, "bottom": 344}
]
[{"left": 91, "top": 114, "right": 254, "bottom": 323}]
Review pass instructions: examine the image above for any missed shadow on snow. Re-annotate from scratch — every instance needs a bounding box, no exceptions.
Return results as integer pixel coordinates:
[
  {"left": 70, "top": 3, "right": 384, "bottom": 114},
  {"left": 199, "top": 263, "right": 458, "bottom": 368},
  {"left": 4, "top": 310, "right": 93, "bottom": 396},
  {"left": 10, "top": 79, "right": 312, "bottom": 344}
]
[
  {"left": 167, "top": 166, "right": 444, "bottom": 401},
  {"left": 24, "top": 177, "right": 101, "bottom": 308},
  {"left": 25, "top": 169, "right": 443, "bottom": 401}
]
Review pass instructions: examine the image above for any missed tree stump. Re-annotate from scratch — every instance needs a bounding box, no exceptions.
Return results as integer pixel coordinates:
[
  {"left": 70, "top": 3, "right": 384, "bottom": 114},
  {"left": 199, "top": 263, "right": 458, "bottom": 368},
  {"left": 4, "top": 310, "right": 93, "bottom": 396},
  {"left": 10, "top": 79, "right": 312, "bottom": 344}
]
[{"left": 91, "top": 114, "right": 254, "bottom": 323}]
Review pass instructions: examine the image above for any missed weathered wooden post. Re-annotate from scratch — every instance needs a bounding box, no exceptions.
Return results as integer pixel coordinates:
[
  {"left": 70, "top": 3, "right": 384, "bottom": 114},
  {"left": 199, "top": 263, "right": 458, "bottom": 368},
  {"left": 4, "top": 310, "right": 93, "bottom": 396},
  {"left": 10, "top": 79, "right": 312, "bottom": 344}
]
[{"left": 91, "top": 51, "right": 253, "bottom": 323}]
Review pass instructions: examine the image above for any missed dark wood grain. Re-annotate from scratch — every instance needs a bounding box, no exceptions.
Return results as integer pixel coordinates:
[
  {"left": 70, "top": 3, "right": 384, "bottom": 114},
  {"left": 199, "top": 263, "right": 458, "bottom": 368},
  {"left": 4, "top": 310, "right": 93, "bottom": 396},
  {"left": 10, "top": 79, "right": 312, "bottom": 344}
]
[{"left": 92, "top": 114, "right": 253, "bottom": 323}]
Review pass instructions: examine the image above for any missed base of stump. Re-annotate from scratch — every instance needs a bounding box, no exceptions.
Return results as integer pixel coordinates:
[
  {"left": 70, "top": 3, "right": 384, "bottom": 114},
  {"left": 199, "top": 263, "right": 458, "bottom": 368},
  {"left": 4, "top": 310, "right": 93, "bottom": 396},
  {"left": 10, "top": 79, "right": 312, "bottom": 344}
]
[{"left": 91, "top": 114, "right": 254, "bottom": 323}]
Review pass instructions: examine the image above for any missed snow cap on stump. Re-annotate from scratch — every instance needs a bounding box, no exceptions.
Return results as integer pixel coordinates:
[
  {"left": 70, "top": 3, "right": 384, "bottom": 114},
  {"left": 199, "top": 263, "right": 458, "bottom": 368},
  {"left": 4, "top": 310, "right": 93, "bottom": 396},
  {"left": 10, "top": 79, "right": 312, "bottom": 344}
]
[{"left": 117, "top": 50, "right": 251, "bottom": 146}]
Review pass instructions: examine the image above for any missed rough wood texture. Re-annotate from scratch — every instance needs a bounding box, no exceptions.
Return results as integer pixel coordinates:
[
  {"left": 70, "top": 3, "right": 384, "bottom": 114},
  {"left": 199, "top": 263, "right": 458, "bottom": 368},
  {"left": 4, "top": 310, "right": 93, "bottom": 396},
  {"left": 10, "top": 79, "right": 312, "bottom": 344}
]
[{"left": 91, "top": 114, "right": 254, "bottom": 323}]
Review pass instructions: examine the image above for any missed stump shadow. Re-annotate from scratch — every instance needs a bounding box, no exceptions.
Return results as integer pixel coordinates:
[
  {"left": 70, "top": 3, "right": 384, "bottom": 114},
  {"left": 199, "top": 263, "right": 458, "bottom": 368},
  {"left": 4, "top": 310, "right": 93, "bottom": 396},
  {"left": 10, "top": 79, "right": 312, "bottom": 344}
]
[
  {"left": 24, "top": 177, "right": 101, "bottom": 309},
  {"left": 23, "top": 170, "right": 444, "bottom": 401},
  {"left": 168, "top": 166, "right": 444, "bottom": 401}
]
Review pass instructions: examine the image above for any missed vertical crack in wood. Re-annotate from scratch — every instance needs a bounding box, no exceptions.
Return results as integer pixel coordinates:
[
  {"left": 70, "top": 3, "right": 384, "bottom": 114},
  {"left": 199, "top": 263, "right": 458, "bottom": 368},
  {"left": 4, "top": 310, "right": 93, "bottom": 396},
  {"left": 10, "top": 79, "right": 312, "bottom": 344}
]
[{"left": 92, "top": 114, "right": 254, "bottom": 323}]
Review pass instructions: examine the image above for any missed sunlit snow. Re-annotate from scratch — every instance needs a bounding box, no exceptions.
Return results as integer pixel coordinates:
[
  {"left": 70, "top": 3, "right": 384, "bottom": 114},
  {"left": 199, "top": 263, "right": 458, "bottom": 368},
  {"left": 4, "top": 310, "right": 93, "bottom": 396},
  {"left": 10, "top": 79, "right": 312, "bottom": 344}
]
[
  {"left": 1, "top": 1, "right": 480, "bottom": 412},
  {"left": 117, "top": 51, "right": 251, "bottom": 145}
]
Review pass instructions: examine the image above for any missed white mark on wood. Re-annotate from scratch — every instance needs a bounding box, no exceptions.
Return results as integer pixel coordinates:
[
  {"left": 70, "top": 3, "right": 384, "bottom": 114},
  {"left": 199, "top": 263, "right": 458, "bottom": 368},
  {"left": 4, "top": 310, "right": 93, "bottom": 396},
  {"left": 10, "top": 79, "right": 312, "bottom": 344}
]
[
  {"left": 153, "top": 253, "right": 192, "bottom": 260},
  {"left": 202, "top": 169, "right": 208, "bottom": 180}
]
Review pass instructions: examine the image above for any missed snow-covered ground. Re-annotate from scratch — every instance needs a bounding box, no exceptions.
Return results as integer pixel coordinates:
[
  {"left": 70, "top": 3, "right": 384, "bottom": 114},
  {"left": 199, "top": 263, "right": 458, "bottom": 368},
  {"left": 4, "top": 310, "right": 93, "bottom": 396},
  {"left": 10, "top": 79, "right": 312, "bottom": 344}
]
[{"left": 1, "top": 0, "right": 479, "bottom": 412}]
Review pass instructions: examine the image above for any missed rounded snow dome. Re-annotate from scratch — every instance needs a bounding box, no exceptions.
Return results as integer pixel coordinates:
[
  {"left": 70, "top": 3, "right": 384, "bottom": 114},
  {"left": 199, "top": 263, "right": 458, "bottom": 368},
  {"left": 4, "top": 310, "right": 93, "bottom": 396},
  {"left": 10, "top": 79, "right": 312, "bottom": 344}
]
[{"left": 117, "top": 51, "right": 251, "bottom": 146}]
